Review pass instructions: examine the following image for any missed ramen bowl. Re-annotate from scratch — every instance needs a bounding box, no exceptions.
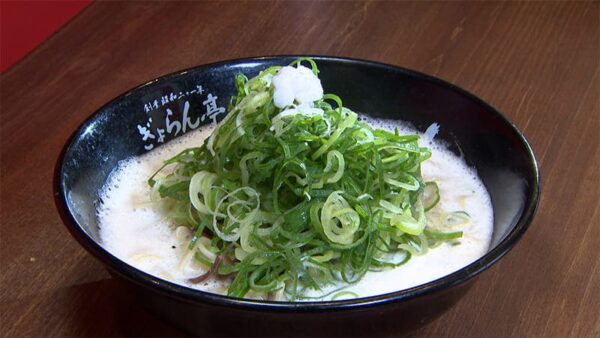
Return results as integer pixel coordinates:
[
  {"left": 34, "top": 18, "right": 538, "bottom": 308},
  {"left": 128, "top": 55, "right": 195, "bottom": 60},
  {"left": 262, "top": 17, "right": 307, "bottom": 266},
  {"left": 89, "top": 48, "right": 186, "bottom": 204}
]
[{"left": 54, "top": 56, "right": 540, "bottom": 336}]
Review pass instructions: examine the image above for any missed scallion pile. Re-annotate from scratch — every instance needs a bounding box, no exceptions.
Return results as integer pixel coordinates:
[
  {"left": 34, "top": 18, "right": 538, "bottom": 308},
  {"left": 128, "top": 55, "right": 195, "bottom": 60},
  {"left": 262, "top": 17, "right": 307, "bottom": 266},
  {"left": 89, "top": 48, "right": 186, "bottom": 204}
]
[{"left": 148, "top": 58, "right": 464, "bottom": 300}]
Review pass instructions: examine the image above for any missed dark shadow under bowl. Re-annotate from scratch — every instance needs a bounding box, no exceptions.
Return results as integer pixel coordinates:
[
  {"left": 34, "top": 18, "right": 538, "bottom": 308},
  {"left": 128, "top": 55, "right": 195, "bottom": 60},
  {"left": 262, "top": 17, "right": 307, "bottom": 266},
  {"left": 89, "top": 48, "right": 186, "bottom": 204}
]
[{"left": 54, "top": 56, "right": 540, "bottom": 336}]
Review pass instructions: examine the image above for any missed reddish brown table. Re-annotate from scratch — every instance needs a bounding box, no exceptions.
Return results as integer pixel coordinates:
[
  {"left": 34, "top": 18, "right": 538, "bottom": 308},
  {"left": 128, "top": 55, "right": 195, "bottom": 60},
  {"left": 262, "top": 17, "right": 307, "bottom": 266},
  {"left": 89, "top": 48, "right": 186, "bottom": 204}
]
[{"left": 1, "top": 2, "right": 598, "bottom": 336}]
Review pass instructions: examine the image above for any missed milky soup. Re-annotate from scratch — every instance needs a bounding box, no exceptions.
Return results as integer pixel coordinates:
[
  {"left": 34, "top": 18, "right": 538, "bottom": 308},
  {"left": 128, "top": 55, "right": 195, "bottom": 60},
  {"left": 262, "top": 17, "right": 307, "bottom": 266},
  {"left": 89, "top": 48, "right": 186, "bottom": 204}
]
[{"left": 98, "top": 119, "right": 493, "bottom": 301}]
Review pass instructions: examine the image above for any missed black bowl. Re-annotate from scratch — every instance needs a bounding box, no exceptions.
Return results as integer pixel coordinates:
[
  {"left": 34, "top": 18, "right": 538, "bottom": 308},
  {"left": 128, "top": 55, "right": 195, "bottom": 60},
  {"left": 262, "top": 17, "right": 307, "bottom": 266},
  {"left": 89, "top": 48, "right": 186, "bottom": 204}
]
[{"left": 54, "top": 56, "right": 540, "bottom": 336}]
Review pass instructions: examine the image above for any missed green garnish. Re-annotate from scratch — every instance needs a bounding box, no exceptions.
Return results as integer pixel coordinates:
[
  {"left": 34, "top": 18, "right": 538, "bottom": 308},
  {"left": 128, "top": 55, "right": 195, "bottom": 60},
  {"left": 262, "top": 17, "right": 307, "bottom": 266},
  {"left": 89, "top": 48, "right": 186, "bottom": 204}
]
[{"left": 149, "top": 58, "right": 467, "bottom": 300}]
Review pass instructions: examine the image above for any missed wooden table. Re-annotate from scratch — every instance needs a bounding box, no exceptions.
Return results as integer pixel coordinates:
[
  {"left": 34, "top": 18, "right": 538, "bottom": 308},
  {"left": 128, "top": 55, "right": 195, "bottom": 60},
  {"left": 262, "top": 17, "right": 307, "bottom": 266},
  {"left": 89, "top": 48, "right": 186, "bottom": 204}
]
[{"left": 1, "top": 2, "right": 598, "bottom": 337}]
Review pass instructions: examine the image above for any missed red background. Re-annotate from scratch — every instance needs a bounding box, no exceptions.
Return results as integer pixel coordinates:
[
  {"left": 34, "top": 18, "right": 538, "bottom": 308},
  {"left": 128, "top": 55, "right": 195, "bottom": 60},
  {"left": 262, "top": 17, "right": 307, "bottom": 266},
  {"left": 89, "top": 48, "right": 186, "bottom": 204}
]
[{"left": 1, "top": 0, "right": 92, "bottom": 73}]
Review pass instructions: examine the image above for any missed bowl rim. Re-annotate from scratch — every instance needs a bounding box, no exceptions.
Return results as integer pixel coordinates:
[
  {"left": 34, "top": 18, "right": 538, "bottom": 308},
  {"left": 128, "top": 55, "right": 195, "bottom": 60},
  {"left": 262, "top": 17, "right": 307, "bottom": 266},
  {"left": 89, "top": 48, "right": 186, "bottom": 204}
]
[{"left": 54, "top": 55, "right": 540, "bottom": 312}]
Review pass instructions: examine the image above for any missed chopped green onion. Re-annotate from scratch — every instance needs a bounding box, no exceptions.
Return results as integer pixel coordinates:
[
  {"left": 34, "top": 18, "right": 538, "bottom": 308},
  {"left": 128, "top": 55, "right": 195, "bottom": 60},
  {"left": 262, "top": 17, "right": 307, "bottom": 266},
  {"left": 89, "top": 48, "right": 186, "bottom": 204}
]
[
  {"left": 421, "top": 182, "right": 440, "bottom": 211},
  {"left": 150, "top": 58, "right": 465, "bottom": 299}
]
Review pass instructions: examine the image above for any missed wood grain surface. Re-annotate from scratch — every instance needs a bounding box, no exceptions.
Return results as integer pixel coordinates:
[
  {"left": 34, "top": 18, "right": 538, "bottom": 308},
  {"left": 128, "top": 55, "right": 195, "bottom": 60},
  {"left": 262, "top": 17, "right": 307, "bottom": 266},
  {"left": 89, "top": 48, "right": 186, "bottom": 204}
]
[{"left": 1, "top": 1, "right": 598, "bottom": 337}]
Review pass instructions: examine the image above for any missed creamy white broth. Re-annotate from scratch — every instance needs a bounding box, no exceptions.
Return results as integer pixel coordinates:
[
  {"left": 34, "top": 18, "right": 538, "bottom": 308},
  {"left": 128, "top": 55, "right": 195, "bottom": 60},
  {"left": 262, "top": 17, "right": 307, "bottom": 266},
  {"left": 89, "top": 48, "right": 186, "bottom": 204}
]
[{"left": 98, "top": 118, "right": 493, "bottom": 301}]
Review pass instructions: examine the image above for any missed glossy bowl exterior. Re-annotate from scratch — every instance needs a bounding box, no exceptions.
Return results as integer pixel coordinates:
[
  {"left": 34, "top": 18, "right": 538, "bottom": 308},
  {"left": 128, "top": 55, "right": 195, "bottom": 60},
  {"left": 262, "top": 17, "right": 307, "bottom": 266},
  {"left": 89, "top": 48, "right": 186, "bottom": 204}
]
[{"left": 55, "top": 56, "right": 540, "bottom": 335}]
